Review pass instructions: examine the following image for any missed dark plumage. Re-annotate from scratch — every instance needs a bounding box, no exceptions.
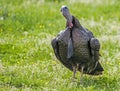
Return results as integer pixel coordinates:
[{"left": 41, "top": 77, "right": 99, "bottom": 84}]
[{"left": 51, "top": 5, "right": 104, "bottom": 82}]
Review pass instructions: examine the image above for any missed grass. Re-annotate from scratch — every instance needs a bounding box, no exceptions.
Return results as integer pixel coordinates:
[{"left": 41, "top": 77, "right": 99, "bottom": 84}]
[{"left": 0, "top": 0, "right": 120, "bottom": 91}]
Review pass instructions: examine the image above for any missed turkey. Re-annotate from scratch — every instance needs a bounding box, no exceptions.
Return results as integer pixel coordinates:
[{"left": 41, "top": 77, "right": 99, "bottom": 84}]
[{"left": 51, "top": 5, "right": 104, "bottom": 82}]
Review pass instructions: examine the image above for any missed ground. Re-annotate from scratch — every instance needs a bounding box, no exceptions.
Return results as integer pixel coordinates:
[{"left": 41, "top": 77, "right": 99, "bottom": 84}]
[{"left": 0, "top": 0, "right": 120, "bottom": 91}]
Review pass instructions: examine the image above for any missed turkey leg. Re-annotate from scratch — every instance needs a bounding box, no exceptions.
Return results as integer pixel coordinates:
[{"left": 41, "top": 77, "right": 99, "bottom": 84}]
[
  {"left": 72, "top": 64, "right": 77, "bottom": 81},
  {"left": 80, "top": 66, "right": 84, "bottom": 84}
]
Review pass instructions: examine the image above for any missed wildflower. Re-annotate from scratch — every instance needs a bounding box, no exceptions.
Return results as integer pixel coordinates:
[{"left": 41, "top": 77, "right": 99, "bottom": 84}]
[
  {"left": 48, "top": 23, "right": 55, "bottom": 27},
  {"left": 106, "top": 61, "right": 109, "bottom": 65},
  {"left": 52, "top": 61, "right": 57, "bottom": 65},
  {"left": 21, "top": 27, "right": 24, "bottom": 30},
  {"left": 0, "top": 29, "right": 3, "bottom": 32},
  {"left": 17, "top": 61, "right": 20, "bottom": 64},
  {"left": 55, "top": 0, "right": 58, "bottom": 3},
  {"left": 48, "top": 23, "right": 52, "bottom": 26},
  {"left": 39, "top": 24, "right": 45, "bottom": 29},
  {"left": 119, "top": 62, "right": 120, "bottom": 65},
  {"left": 39, "top": 25, "right": 42, "bottom": 28},
  {"left": 8, "top": 13, "right": 10, "bottom": 16}
]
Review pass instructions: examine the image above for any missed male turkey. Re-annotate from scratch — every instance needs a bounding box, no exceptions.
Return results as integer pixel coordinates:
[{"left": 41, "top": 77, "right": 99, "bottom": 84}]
[{"left": 51, "top": 5, "right": 104, "bottom": 82}]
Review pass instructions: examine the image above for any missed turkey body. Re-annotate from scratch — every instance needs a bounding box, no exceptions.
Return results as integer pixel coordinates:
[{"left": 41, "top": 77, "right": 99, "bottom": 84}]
[{"left": 51, "top": 16, "right": 104, "bottom": 76}]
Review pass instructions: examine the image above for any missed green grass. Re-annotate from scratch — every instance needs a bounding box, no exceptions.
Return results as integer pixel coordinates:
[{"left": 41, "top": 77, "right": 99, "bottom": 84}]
[{"left": 0, "top": 0, "right": 120, "bottom": 91}]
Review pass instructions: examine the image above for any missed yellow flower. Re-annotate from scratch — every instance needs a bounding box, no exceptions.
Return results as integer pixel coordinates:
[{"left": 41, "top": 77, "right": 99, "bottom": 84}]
[
  {"left": 39, "top": 24, "right": 45, "bottom": 29},
  {"left": 39, "top": 25, "right": 42, "bottom": 28},
  {"left": 0, "top": 29, "right": 3, "bottom": 32},
  {"left": 55, "top": 0, "right": 58, "bottom": 3},
  {"left": 21, "top": 27, "right": 24, "bottom": 30},
  {"left": 119, "top": 62, "right": 120, "bottom": 65},
  {"left": 106, "top": 61, "right": 109, "bottom": 64},
  {"left": 17, "top": 61, "right": 20, "bottom": 64},
  {"left": 8, "top": 13, "right": 10, "bottom": 16},
  {"left": 52, "top": 61, "right": 57, "bottom": 65},
  {"left": 49, "top": 23, "right": 52, "bottom": 26}
]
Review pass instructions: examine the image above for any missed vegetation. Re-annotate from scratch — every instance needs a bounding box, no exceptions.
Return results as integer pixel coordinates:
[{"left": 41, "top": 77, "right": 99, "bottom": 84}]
[{"left": 0, "top": 0, "right": 120, "bottom": 91}]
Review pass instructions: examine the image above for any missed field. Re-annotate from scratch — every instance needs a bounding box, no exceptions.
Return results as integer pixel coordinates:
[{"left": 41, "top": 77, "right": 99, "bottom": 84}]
[{"left": 0, "top": 0, "right": 120, "bottom": 91}]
